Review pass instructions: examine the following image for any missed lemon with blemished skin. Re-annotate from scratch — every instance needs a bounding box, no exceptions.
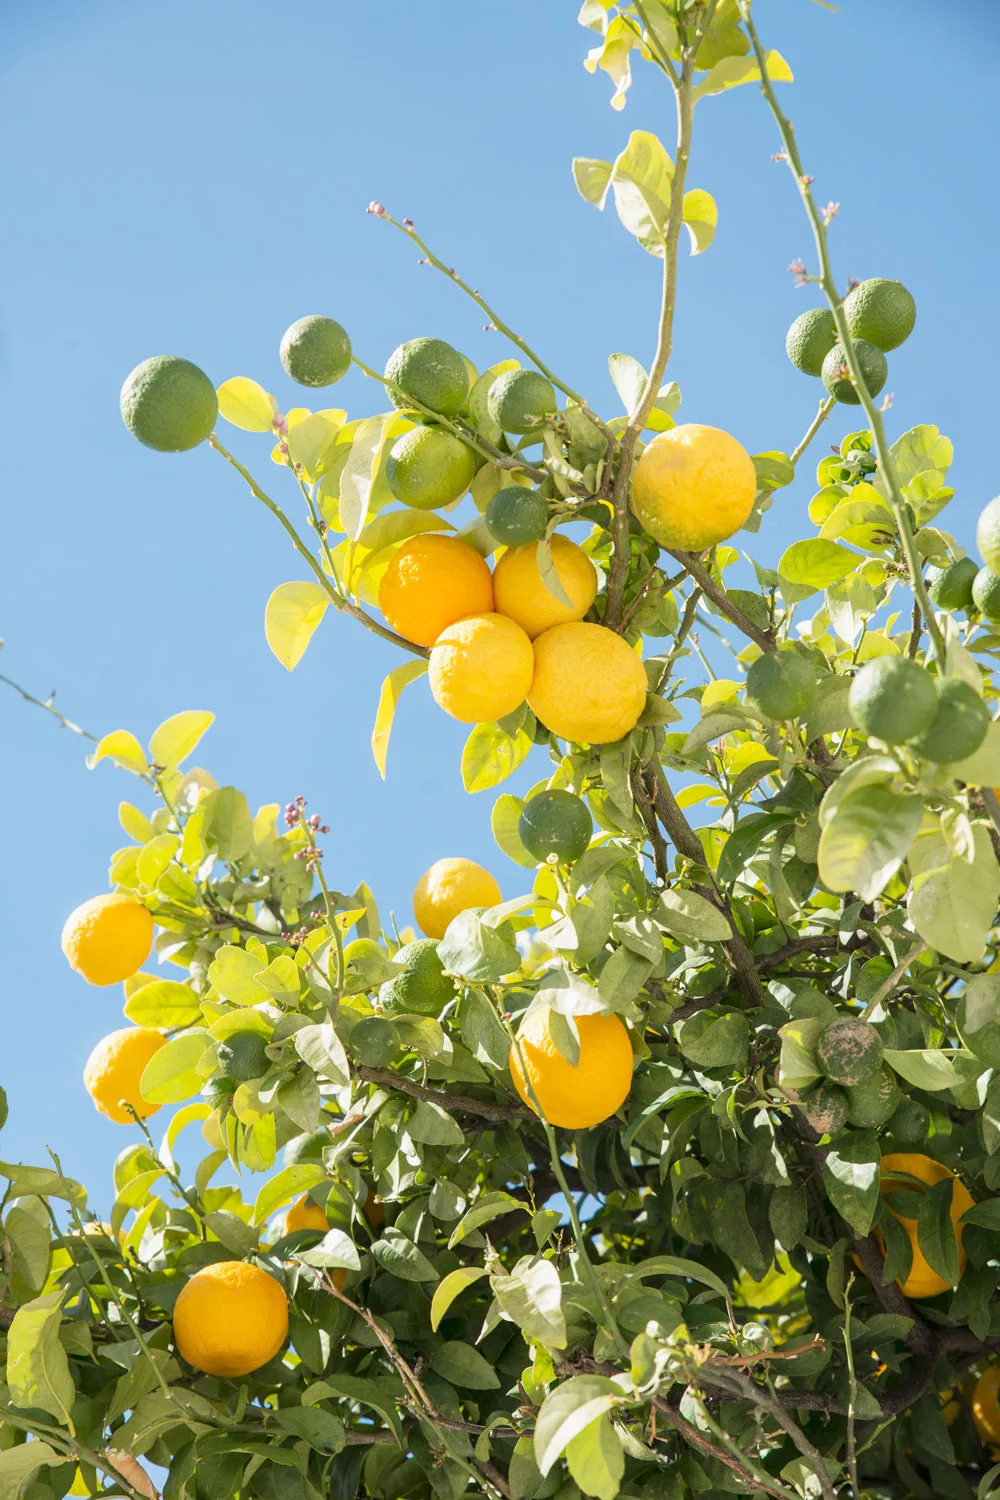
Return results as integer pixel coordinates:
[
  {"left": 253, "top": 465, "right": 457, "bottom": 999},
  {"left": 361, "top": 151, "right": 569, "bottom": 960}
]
[
  {"left": 173, "top": 1261, "right": 289, "bottom": 1377},
  {"left": 631, "top": 423, "right": 757, "bottom": 551},
  {"left": 493, "top": 535, "right": 597, "bottom": 640},
  {"left": 509, "top": 1007, "right": 633, "bottom": 1129},
  {"left": 62, "top": 894, "right": 154, "bottom": 986},
  {"left": 429, "top": 613, "right": 534, "bottom": 723},
  {"left": 379, "top": 535, "right": 493, "bottom": 649},
  {"left": 487, "top": 369, "right": 557, "bottom": 434},
  {"left": 413, "top": 858, "right": 502, "bottom": 939},
  {"left": 528, "top": 622, "right": 647, "bottom": 746},
  {"left": 843, "top": 278, "right": 916, "bottom": 352},
  {"left": 821, "top": 338, "right": 888, "bottom": 405},
  {"left": 83, "top": 1026, "right": 166, "bottom": 1124},
  {"left": 384, "top": 337, "right": 469, "bottom": 418}
]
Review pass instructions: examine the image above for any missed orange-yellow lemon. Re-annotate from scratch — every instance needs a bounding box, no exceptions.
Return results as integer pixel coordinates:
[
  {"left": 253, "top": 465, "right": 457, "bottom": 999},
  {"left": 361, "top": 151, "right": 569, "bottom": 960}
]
[
  {"left": 528, "top": 622, "right": 647, "bottom": 744},
  {"left": 378, "top": 534, "right": 494, "bottom": 648},
  {"left": 631, "top": 423, "right": 756, "bottom": 551},
  {"left": 83, "top": 1027, "right": 166, "bottom": 1125},
  {"left": 173, "top": 1260, "right": 289, "bottom": 1377},
  {"left": 877, "top": 1153, "right": 974, "bottom": 1299},
  {"left": 972, "top": 1368, "right": 1000, "bottom": 1444},
  {"left": 493, "top": 535, "right": 597, "bottom": 639},
  {"left": 429, "top": 613, "right": 533, "bottom": 723},
  {"left": 510, "top": 1007, "right": 633, "bottom": 1129},
  {"left": 413, "top": 857, "right": 502, "bottom": 939},
  {"left": 284, "top": 1195, "right": 328, "bottom": 1234},
  {"left": 62, "top": 894, "right": 154, "bottom": 986}
]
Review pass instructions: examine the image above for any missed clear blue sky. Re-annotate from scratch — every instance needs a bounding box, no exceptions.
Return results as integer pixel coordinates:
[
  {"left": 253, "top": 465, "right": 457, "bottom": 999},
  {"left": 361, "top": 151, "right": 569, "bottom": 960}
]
[{"left": 1, "top": 0, "right": 997, "bottom": 1200}]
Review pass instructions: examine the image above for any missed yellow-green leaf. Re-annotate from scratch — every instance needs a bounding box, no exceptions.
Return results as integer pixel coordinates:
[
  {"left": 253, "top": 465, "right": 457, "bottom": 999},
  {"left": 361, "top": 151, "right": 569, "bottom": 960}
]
[
  {"left": 264, "top": 582, "right": 330, "bottom": 671},
  {"left": 125, "top": 979, "right": 203, "bottom": 1029},
  {"left": 217, "top": 377, "right": 277, "bottom": 432},
  {"left": 149, "top": 710, "right": 215, "bottom": 769},
  {"left": 371, "top": 660, "right": 429, "bottom": 778},
  {"left": 286, "top": 409, "right": 346, "bottom": 480},
  {"left": 779, "top": 539, "right": 859, "bottom": 595},
  {"left": 140, "top": 1032, "right": 210, "bottom": 1106},
  {"left": 682, "top": 189, "right": 717, "bottom": 255},
  {"left": 87, "top": 729, "right": 148, "bottom": 774},
  {"left": 693, "top": 48, "right": 793, "bottom": 103},
  {"left": 252, "top": 1164, "right": 327, "bottom": 1226},
  {"left": 6, "top": 1291, "right": 74, "bottom": 1424}
]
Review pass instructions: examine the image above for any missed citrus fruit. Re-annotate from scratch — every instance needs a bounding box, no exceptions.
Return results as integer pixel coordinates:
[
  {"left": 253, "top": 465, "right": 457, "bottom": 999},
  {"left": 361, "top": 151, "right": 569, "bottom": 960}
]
[
  {"left": 62, "top": 894, "right": 154, "bottom": 986},
  {"left": 385, "top": 426, "right": 477, "bottom": 509},
  {"left": 384, "top": 338, "right": 469, "bottom": 418},
  {"left": 843, "top": 278, "right": 917, "bottom": 352},
  {"left": 797, "top": 1081, "right": 847, "bottom": 1137},
  {"left": 977, "top": 497, "right": 1000, "bottom": 575},
  {"left": 379, "top": 535, "right": 493, "bottom": 648},
  {"left": 844, "top": 1064, "right": 900, "bottom": 1128},
  {"left": 364, "top": 1189, "right": 385, "bottom": 1228},
  {"left": 279, "top": 316, "right": 351, "bottom": 387},
  {"left": 928, "top": 558, "right": 979, "bottom": 611},
  {"left": 745, "top": 651, "right": 816, "bottom": 721},
  {"left": 173, "top": 1260, "right": 289, "bottom": 1377},
  {"left": 379, "top": 939, "right": 455, "bottom": 1017},
  {"left": 83, "top": 1027, "right": 166, "bottom": 1125},
  {"left": 890, "top": 1096, "right": 929, "bottom": 1147},
  {"left": 528, "top": 622, "right": 647, "bottom": 745},
  {"left": 284, "top": 1195, "right": 328, "bottom": 1234},
  {"left": 350, "top": 1015, "right": 397, "bottom": 1066},
  {"left": 848, "top": 656, "right": 937, "bottom": 743},
  {"left": 283, "top": 1129, "right": 330, "bottom": 1168},
  {"left": 817, "top": 1017, "right": 883, "bottom": 1087},
  {"left": 120, "top": 356, "right": 218, "bottom": 453},
  {"left": 972, "top": 1368, "right": 1000, "bottom": 1445},
  {"left": 487, "top": 369, "right": 558, "bottom": 434},
  {"left": 820, "top": 338, "right": 888, "bottom": 405},
  {"left": 518, "top": 790, "right": 593, "bottom": 865},
  {"left": 631, "top": 424, "right": 757, "bottom": 551},
  {"left": 217, "top": 1030, "right": 270, "bottom": 1083},
  {"left": 911, "top": 678, "right": 990, "bottom": 763},
  {"left": 509, "top": 1007, "right": 633, "bottom": 1129},
  {"left": 342, "top": 938, "right": 393, "bottom": 992},
  {"left": 486, "top": 486, "right": 549, "bottom": 545},
  {"left": 785, "top": 309, "right": 837, "bottom": 376},
  {"left": 413, "top": 857, "right": 502, "bottom": 939},
  {"left": 429, "top": 613, "right": 534, "bottom": 723},
  {"left": 973, "top": 567, "right": 1000, "bottom": 623},
  {"left": 876, "top": 1153, "right": 974, "bottom": 1299},
  {"left": 492, "top": 535, "right": 598, "bottom": 639}
]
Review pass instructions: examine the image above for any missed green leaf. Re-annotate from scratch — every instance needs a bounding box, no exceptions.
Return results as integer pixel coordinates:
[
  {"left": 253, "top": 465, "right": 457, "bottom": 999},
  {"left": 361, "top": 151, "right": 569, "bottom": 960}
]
[
  {"left": 140, "top": 1031, "right": 210, "bottom": 1105},
  {"left": 716, "top": 812, "right": 789, "bottom": 886},
  {"left": 407, "top": 1099, "right": 465, "bottom": 1147},
  {"left": 462, "top": 720, "right": 533, "bottom": 793},
  {"left": 567, "top": 1413, "right": 625, "bottom": 1500},
  {"left": 5, "top": 1205, "right": 49, "bottom": 1295},
  {"left": 272, "top": 1406, "right": 347, "bottom": 1454},
  {"left": 682, "top": 188, "right": 717, "bottom": 255},
  {"left": 252, "top": 1164, "right": 327, "bottom": 1225},
  {"left": 449, "top": 1193, "right": 525, "bottom": 1249},
  {"left": 339, "top": 414, "right": 396, "bottom": 540},
  {"left": 572, "top": 157, "right": 613, "bottom": 206},
  {"left": 607, "top": 130, "right": 674, "bottom": 256},
  {"left": 307, "top": 1375, "right": 404, "bottom": 1446},
  {"left": 945, "top": 719, "right": 1000, "bottom": 787},
  {"left": 818, "top": 785, "right": 922, "bottom": 902},
  {"left": 201, "top": 785, "right": 253, "bottom": 862},
  {"left": 535, "top": 1376, "right": 619, "bottom": 1474},
  {"left": 0, "top": 1163, "right": 85, "bottom": 1206},
  {"left": 438, "top": 910, "right": 520, "bottom": 982},
  {"left": 492, "top": 793, "right": 536, "bottom": 869},
  {"left": 492, "top": 1254, "right": 566, "bottom": 1349},
  {"left": 148, "top": 710, "right": 214, "bottom": 770},
  {"left": 631, "top": 1254, "right": 730, "bottom": 1302},
  {"left": 0, "top": 1443, "right": 62, "bottom": 1500},
  {"left": 656, "top": 888, "right": 730, "bottom": 944},
  {"left": 678, "top": 1011, "right": 750, "bottom": 1069},
  {"left": 204, "top": 1209, "right": 260, "bottom": 1256},
  {"left": 884, "top": 1048, "right": 973, "bottom": 1092},
  {"left": 682, "top": 707, "right": 755, "bottom": 754},
  {"left": 371, "top": 660, "right": 428, "bottom": 779},
  {"left": 822, "top": 1131, "right": 880, "bottom": 1236},
  {"left": 430, "top": 1266, "right": 489, "bottom": 1330},
  {"left": 692, "top": 48, "right": 793, "bottom": 102},
  {"left": 294, "top": 1021, "right": 350, "bottom": 1085},
  {"left": 370, "top": 1228, "right": 438, "bottom": 1282},
  {"left": 430, "top": 1340, "right": 500, "bottom": 1390},
  {"left": 608, "top": 353, "right": 647, "bottom": 415},
  {"left": 917, "top": 1177, "right": 960, "bottom": 1285},
  {"left": 908, "top": 821, "right": 1000, "bottom": 963},
  {"left": 208, "top": 944, "right": 268, "bottom": 1006},
  {"left": 777, "top": 1016, "right": 827, "bottom": 1095},
  {"left": 124, "top": 979, "right": 203, "bottom": 1029},
  {"left": 778, "top": 538, "right": 859, "bottom": 596},
  {"left": 264, "top": 582, "right": 330, "bottom": 671},
  {"left": 296, "top": 1228, "right": 361, "bottom": 1271},
  {"left": 86, "top": 728, "right": 148, "bottom": 774},
  {"left": 705, "top": 1179, "right": 768, "bottom": 1279},
  {"left": 6, "top": 1291, "right": 75, "bottom": 1424},
  {"left": 887, "top": 424, "right": 953, "bottom": 489}
]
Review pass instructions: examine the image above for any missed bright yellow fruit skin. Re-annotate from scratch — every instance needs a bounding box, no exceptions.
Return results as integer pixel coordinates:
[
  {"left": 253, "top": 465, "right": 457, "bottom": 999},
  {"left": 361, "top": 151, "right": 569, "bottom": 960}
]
[
  {"left": 83, "top": 1026, "right": 166, "bottom": 1124},
  {"left": 284, "top": 1195, "right": 328, "bottom": 1234},
  {"left": 379, "top": 535, "right": 494, "bottom": 648},
  {"left": 493, "top": 535, "right": 597, "bottom": 639},
  {"left": 631, "top": 424, "right": 757, "bottom": 551},
  {"left": 61, "top": 894, "right": 154, "bottom": 986},
  {"left": 528, "top": 622, "right": 647, "bottom": 745},
  {"left": 173, "top": 1260, "right": 289, "bottom": 1377},
  {"left": 429, "top": 613, "right": 533, "bottom": 723},
  {"left": 413, "top": 858, "right": 502, "bottom": 939},
  {"left": 510, "top": 1008, "right": 633, "bottom": 1129},
  {"left": 877, "top": 1153, "right": 974, "bottom": 1299},
  {"left": 973, "top": 1367, "right": 1000, "bottom": 1444}
]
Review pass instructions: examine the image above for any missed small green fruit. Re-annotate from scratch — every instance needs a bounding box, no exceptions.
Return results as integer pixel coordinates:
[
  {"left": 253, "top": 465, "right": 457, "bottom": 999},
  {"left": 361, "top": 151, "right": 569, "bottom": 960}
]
[
  {"left": 279, "top": 316, "right": 352, "bottom": 387},
  {"left": 486, "top": 486, "right": 549, "bottom": 545},
  {"left": 379, "top": 939, "right": 455, "bottom": 1018},
  {"left": 821, "top": 338, "right": 888, "bottom": 405},
  {"left": 217, "top": 1030, "right": 270, "bottom": 1083},
  {"left": 785, "top": 309, "right": 836, "bottom": 376},
  {"left": 518, "top": 790, "right": 593, "bottom": 865},
  {"left": 910, "top": 679, "right": 989, "bottom": 764},
  {"left": 843, "top": 278, "right": 916, "bottom": 352},
  {"left": 745, "top": 651, "right": 816, "bottom": 721},
  {"left": 927, "top": 558, "right": 978, "bottom": 612},
  {"left": 973, "top": 566, "right": 1000, "bottom": 623},
  {"left": 848, "top": 656, "right": 938, "bottom": 744},
  {"left": 120, "top": 355, "right": 218, "bottom": 453},
  {"left": 384, "top": 337, "right": 470, "bottom": 418},
  {"left": 844, "top": 1064, "right": 900, "bottom": 1128},
  {"left": 798, "top": 1081, "right": 848, "bottom": 1137},
  {"left": 487, "top": 369, "right": 557, "bottom": 434}
]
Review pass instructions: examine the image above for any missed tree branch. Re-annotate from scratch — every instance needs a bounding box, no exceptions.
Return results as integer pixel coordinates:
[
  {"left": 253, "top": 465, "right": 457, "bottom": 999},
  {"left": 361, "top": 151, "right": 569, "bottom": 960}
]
[
  {"left": 355, "top": 1064, "right": 531, "bottom": 1122},
  {"left": 666, "top": 549, "right": 775, "bottom": 651}
]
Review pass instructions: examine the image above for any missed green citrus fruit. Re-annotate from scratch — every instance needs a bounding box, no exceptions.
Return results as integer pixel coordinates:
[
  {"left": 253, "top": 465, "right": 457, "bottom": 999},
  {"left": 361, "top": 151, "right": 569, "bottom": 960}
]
[
  {"left": 378, "top": 939, "right": 455, "bottom": 1018},
  {"left": 973, "top": 566, "right": 1000, "bottom": 623},
  {"left": 843, "top": 278, "right": 916, "bottom": 352},
  {"left": 821, "top": 338, "right": 888, "bottom": 405},
  {"left": 977, "top": 496, "right": 1000, "bottom": 575},
  {"left": 817, "top": 1017, "right": 883, "bottom": 1087},
  {"left": 518, "top": 790, "right": 593, "bottom": 865},
  {"left": 283, "top": 1129, "right": 330, "bottom": 1168},
  {"left": 844, "top": 1064, "right": 900, "bottom": 1128},
  {"left": 384, "top": 338, "right": 469, "bottom": 418},
  {"left": 911, "top": 678, "right": 990, "bottom": 763},
  {"left": 279, "top": 316, "right": 352, "bottom": 387},
  {"left": 487, "top": 369, "right": 558, "bottom": 434},
  {"left": 785, "top": 309, "right": 836, "bottom": 376},
  {"left": 349, "top": 1016, "right": 397, "bottom": 1068},
  {"left": 745, "top": 651, "right": 816, "bottom": 721},
  {"left": 927, "top": 558, "right": 978, "bottom": 611},
  {"left": 217, "top": 1030, "right": 270, "bottom": 1083},
  {"left": 120, "top": 356, "right": 218, "bottom": 452},
  {"left": 486, "top": 487, "right": 549, "bottom": 545},
  {"left": 890, "top": 1096, "right": 929, "bottom": 1147},
  {"left": 798, "top": 1081, "right": 847, "bottom": 1137},
  {"left": 848, "top": 656, "right": 937, "bottom": 743},
  {"left": 385, "top": 426, "right": 477, "bottom": 509},
  {"left": 342, "top": 938, "right": 392, "bottom": 993}
]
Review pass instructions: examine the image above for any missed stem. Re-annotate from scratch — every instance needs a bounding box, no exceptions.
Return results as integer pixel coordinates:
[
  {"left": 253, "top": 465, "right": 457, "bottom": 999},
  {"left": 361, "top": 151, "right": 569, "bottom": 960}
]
[
  {"left": 790, "top": 394, "right": 836, "bottom": 468},
  {"left": 665, "top": 550, "right": 774, "bottom": 651},
  {"left": 843, "top": 1275, "right": 861, "bottom": 1500},
  {"left": 0, "top": 673, "right": 97, "bottom": 741},
  {"left": 127, "top": 1111, "right": 207, "bottom": 1238},
  {"left": 687, "top": 1393, "right": 802, "bottom": 1500},
  {"left": 858, "top": 939, "right": 927, "bottom": 1022}
]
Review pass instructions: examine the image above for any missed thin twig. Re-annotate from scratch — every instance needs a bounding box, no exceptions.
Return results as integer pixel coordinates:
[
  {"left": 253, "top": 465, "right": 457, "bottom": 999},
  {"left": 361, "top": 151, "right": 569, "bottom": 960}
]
[
  {"left": 859, "top": 938, "right": 927, "bottom": 1022},
  {"left": 666, "top": 550, "right": 774, "bottom": 651},
  {"left": 355, "top": 1064, "right": 531, "bottom": 1122}
]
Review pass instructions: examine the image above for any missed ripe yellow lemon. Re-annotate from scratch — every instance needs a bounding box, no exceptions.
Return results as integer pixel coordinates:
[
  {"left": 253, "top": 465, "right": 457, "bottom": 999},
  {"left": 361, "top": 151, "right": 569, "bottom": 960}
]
[
  {"left": 83, "top": 1027, "right": 166, "bottom": 1125},
  {"left": 173, "top": 1260, "right": 289, "bottom": 1377},
  {"left": 510, "top": 1008, "right": 633, "bottom": 1129},
  {"left": 429, "top": 613, "right": 533, "bottom": 723},
  {"left": 284, "top": 1195, "right": 328, "bottom": 1234},
  {"left": 875, "top": 1153, "right": 974, "bottom": 1299},
  {"left": 413, "top": 857, "right": 502, "bottom": 939},
  {"left": 493, "top": 535, "right": 597, "bottom": 639},
  {"left": 528, "top": 622, "right": 647, "bottom": 745},
  {"left": 972, "top": 1367, "right": 1000, "bottom": 1445},
  {"left": 631, "top": 424, "right": 757, "bottom": 551},
  {"left": 379, "top": 535, "right": 494, "bottom": 648},
  {"left": 62, "top": 894, "right": 154, "bottom": 986}
]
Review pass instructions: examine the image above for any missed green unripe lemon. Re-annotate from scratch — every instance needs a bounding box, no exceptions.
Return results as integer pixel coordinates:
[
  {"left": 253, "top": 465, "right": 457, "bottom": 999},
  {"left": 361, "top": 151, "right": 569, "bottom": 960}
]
[
  {"left": 785, "top": 309, "right": 836, "bottom": 376},
  {"left": 486, "top": 486, "right": 549, "bottom": 545},
  {"left": 349, "top": 1016, "right": 397, "bottom": 1068},
  {"left": 848, "top": 656, "right": 937, "bottom": 744},
  {"left": 911, "top": 678, "right": 990, "bottom": 763},
  {"left": 798, "top": 1081, "right": 847, "bottom": 1137},
  {"left": 283, "top": 1128, "right": 330, "bottom": 1168},
  {"left": 518, "top": 790, "right": 593, "bottom": 865},
  {"left": 976, "top": 496, "right": 1000, "bottom": 575},
  {"left": 378, "top": 939, "right": 455, "bottom": 1018},
  {"left": 844, "top": 1064, "right": 900, "bottom": 1128},
  {"left": 745, "top": 651, "right": 816, "bottom": 721},
  {"left": 927, "top": 558, "right": 979, "bottom": 612},
  {"left": 385, "top": 426, "right": 476, "bottom": 509},
  {"left": 217, "top": 1030, "right": 270, "bottom": 1083},
  {"left": 890, "top": 1096, "right": 929, "bottom": 1147},
  {"left": 279, "top": 316, "right": 352, "bottom": 387},
  {"left": 843, "top": 278, "right": 916, "bottom": 352},
  {"left": 821, "top": 338, "right": 888, "bottom": 405},
  {"left": 342, "top": 938, "right": 393, "bottom": 993},
  {"left": 384, "top": 338, "right": 469, "bottom": 418},
  {"left": 817, "top": 1017, "right": 883, "bottom": 1088},
  {"left": 487, "top": 369, "right": 557, "bottom": 434},
  {"left": 120, "top": 356, "right": 218, "bottom": 452},
  {"left": 973, "top": 567, "right": 1000, "bottom": 623}
]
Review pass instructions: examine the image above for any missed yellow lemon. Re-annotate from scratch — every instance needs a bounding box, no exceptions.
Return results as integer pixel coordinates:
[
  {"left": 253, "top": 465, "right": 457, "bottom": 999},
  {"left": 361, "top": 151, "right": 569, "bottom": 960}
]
[
  {"left": 62, "top": 894, "right": 154, "bottom": 986},
  {"left": 631, "top": 423, "right": 756, "bottom": 551},
  {"left": 83, "top": 1027, "right": 166, "bottom": 1125},
  {"left": 973, "top": 1368, "right": 1000, "bottom": 1444},
  {"left": 379, "top": 535, "right": 494, "bottom": 648},
  {"left": 872, "top": 1153, "right": 974, "bottom": 1299},
  {"left": 528, "top": 622, "right": 647, "bottom": 744},
  {"left": 284, "top": 1195, "right": 328, "bottom": 1234},
  {"left": 493, "top": 535, "right": 597, "bottom": 639},
  {"left": 173, "top": 1261, "right": 289, "bottom": 1377},
  {"left": 429, "top": 613, "right": 533, "bottom": 723},
  {"left": 510, "top": 1007, "right": 633, "bottom": 1129},
  {"left": 413, "top": 858, "right": 502, "bottom": 939}
]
